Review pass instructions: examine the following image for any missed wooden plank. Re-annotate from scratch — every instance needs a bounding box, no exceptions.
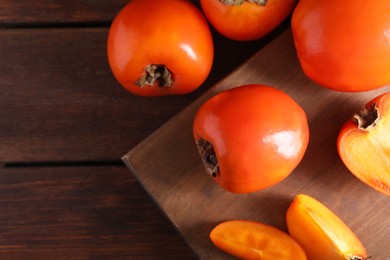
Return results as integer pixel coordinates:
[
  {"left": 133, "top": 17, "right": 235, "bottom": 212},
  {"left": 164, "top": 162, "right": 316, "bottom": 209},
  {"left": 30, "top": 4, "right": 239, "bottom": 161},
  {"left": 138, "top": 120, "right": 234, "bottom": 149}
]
[
  {"left": 0, "top": 27, "right": 279, "bottom": 163},
  {"left": 0, "top": 165, "right": 196, "bottom": 259},
  {"left": 0, "top": 0, "right": 129, "bottom": 26},
  {"left": 0, "top": 0, "right": 209, "bottom": 27},
  {"left": 123, "top": 29, "right": 390, "bottom": 259}
]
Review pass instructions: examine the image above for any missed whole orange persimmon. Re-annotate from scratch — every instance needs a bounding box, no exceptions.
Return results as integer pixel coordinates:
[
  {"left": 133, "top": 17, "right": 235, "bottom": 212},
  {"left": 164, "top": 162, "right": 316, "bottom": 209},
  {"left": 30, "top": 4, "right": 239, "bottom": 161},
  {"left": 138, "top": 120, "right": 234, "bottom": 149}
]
[
  {"left": 193, "top": 84, "right": 309, "bottom": 193},
  {"left": 200, "top": 0, "right": 297, "bottom": 41},
  {"left": 107, "top": 0, "right": 214, "bottom": 96},
  {"left": 292, "top": 0, "right": 390, "bottom": 92},
  {"left": 337, "top": 92, "right": 390, "bottom": 195},
  {"left": 286, "top": 194, "right": 367, "bottom": 260}
]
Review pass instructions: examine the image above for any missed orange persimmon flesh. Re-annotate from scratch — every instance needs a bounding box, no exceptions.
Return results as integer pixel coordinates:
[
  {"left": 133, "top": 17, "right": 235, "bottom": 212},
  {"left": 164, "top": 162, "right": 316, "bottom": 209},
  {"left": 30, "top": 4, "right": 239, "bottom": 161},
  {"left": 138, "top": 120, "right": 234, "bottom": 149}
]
[
  {"left": 337, "top": 92, "right": 390, "bottom": 195},
  {"left": 210, "top": 220, "right": 307, "bottom": 259},
  {"left": 286, "top": 194, "right": 367, "bottom": 260}
]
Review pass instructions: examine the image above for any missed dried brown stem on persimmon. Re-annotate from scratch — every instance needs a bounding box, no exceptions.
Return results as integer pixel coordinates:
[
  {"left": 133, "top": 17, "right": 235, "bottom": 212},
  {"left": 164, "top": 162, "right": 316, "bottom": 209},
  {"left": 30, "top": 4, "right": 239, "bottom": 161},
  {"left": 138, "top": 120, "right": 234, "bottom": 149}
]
[
  {"left": 353, "top": 103, "right": 379, "bottom": 130},
  {"left": 135, "top": 64, "right": 173, "bottom": 88},
  {"left": 220, "top": 0, "right": 267, "bottom": 6},
  {"left": 349, "top": 255, "right": 371, "bottom": 260},
  {"left": 196, "top": 138, "right": 219, "bottom": 177}
]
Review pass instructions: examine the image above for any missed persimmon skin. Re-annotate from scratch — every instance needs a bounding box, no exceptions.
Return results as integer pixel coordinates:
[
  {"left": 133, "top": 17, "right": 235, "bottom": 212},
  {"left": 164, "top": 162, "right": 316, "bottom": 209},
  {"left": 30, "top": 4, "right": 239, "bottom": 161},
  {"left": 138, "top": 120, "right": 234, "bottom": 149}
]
[
  {"left": 107, "top": 0, "right": 214, "bottom": 96},
  {"left": 193, "top": 84, "right": 309, "bottom": 193},
  {"left": 210, "top": 220, "right": 307, "bottom": 260},
  {"left": 286, "top": 194, "right": 367, "bottom": 260},
  {"left": 200, "top": 0, "right": 297, "bottom": 41},
  {"left": 292, "top": 0, "right": 390, "bottom": 92},
  {"left": 337, "top": 92, "right": 390, "bottom": 195}
]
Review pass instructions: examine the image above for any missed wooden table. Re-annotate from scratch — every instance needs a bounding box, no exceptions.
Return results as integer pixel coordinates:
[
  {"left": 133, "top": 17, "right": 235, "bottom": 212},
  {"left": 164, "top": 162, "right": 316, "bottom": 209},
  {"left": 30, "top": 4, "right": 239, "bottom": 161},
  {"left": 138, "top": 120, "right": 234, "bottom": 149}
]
[{"left": 0, "top": 1, "right": 281, "bottom": 258}]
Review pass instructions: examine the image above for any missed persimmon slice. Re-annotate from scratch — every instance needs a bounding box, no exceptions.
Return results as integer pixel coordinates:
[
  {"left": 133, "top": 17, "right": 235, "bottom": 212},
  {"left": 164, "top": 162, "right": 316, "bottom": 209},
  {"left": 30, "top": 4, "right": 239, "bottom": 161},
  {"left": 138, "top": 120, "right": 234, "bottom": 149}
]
[
  {"left": 337, "top": 92, "right": 390, "bottom": 195},
  {"left": 210, "top": 220, "right": 307, "bottom": 259},
  {"left": 286, "top": 194, "right": 367, "bottom": 260}
]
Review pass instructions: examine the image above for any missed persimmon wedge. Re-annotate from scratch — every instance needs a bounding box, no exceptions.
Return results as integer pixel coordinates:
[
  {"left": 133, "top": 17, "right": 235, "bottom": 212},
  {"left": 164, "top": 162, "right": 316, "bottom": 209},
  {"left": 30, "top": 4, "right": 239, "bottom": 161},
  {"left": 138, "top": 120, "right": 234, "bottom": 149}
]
[
  {"left": 210, "top": 220, "right": 307, "bottom": 259},
  {"left": 286, "top": 194, "right": 367, "bottom": 260},
  {"left": 337, "top": 92, "right": 390, "bottom": 195}
]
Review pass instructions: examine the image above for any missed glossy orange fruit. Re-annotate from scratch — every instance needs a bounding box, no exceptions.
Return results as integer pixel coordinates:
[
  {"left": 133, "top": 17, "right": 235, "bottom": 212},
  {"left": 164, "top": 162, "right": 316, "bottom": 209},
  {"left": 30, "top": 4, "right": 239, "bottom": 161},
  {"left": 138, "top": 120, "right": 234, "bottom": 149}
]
[
  {"left": 107, "top": 0, "right": 214, "bottom": 96},
  {"left": 292, "top": 0, "right": 390, "bottom": 91},
  {"left": 200, "top": 0, "right": 297, "bottom": 41},
  {"left": 193, "top": 84, "right": 309, "bottom": 193}
]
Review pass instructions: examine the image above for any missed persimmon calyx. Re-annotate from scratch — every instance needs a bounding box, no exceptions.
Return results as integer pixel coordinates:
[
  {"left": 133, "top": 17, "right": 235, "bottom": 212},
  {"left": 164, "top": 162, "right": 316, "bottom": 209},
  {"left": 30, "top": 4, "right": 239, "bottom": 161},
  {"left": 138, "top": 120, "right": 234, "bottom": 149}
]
[
  {"left": 135, "top": 64, "right": 173, "bottom": 88},
  {"left": 353, "top": 103, "right": 379, "bottom": 131},
  {"left": 349, "top": 255, "right": 371, "bottom": 260},
  {"left": 220, "top": 0, "right": 267, "bottom": 6},
  {"left": 196, "top": 138, "right": 219, "bottom": 177}
]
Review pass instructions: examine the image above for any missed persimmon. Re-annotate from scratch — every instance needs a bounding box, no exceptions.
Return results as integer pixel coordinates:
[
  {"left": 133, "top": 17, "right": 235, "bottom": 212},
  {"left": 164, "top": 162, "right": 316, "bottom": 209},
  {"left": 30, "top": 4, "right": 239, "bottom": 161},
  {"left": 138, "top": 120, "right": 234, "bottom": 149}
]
[
  {"left": 337, "top": 92, "right": 390, "bottom": 195},
  {"left": 193, "top": 84, "right": 309, "bottom": 193},
  {"left": 210, "top": 220, "right": 307, "bottom": 259},
  {"left": 107, "top": 0, "right": 214, "bottom": 96},
  {"left": 286, "top": 194, "right": 367, "bottom": 260},
  {"left": 292, "top": 0, "right": 390, "bottom": 92},
  {"left": 200, "top": 0, "right": 297, "bottom": 41}
]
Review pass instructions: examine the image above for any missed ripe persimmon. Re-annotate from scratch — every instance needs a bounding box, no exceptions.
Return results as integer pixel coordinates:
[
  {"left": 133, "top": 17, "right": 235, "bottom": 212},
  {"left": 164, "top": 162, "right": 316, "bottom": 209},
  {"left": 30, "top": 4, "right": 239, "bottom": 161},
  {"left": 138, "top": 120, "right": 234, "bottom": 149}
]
[
  {"left": 193, "top": 84, "right": 309, "bottom": 193},
  {"left": 337, "top": 92, "right": 390, "bottom": 195},
  {"left": 292, "top": 0, "right": 390, "bottom": 91}
]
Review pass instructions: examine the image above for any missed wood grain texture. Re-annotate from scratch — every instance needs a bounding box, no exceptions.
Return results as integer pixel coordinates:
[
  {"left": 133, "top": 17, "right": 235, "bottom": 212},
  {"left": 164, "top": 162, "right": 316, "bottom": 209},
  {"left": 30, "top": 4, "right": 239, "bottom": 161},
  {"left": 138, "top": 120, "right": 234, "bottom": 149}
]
[
  {"left": 0, "top": 27, "right": 174, "bottom": 163},
  {"left": 0, "top": 0, "right": 205, "bottom": 26},
  {"left": 0, "top": 0, "right": 209, "bottom": 27},
  {"left": 0, "top": 0, "right": 129, "bottom": 26},
  {"left": 0, "top": 26, "right": 280, "bottom": 163},
  {"left": 0, "top": 1, "right": 288, "bottom": 259},
  {"left": 124, "top": 30, "right": 390, "bottom": 259},
  {"left": 0, "top": 165, "right": 196, "bottom": 259}
]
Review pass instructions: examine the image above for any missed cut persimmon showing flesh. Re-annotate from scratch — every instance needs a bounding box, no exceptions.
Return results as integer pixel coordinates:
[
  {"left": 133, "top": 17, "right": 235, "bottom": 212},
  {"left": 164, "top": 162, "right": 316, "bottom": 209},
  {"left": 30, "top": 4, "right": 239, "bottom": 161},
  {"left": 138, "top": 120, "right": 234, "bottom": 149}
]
[
  {"left": 337, "top": 92, "right": 390, "bottom": 195},
  {"left": 286, "top": 194, "right": 367, "bottom": 260},
  {"left": 210, "top": 220, "right": 307, "bottom": 259}
]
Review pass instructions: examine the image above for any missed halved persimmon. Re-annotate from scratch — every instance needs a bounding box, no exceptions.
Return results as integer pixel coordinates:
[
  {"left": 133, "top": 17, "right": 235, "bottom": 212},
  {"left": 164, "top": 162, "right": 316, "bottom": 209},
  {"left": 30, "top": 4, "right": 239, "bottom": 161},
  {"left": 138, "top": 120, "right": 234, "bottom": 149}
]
[
  {"left": 337, "top": 92, "right": 390, "bottom": 195},
  {"left": 210, "top": 220, "right": 307, "bottom": 259},
  {"left": 286, "top": 194, "right": 367, "bottom": 260}
]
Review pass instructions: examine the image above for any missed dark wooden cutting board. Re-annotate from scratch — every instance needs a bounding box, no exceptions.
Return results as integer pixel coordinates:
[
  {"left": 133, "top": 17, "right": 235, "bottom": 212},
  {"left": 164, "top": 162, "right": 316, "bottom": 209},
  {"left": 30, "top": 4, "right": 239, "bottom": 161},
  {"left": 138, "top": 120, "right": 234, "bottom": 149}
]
[{"left": 123, "top": 29, "right": 390, "bottom": 259}]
